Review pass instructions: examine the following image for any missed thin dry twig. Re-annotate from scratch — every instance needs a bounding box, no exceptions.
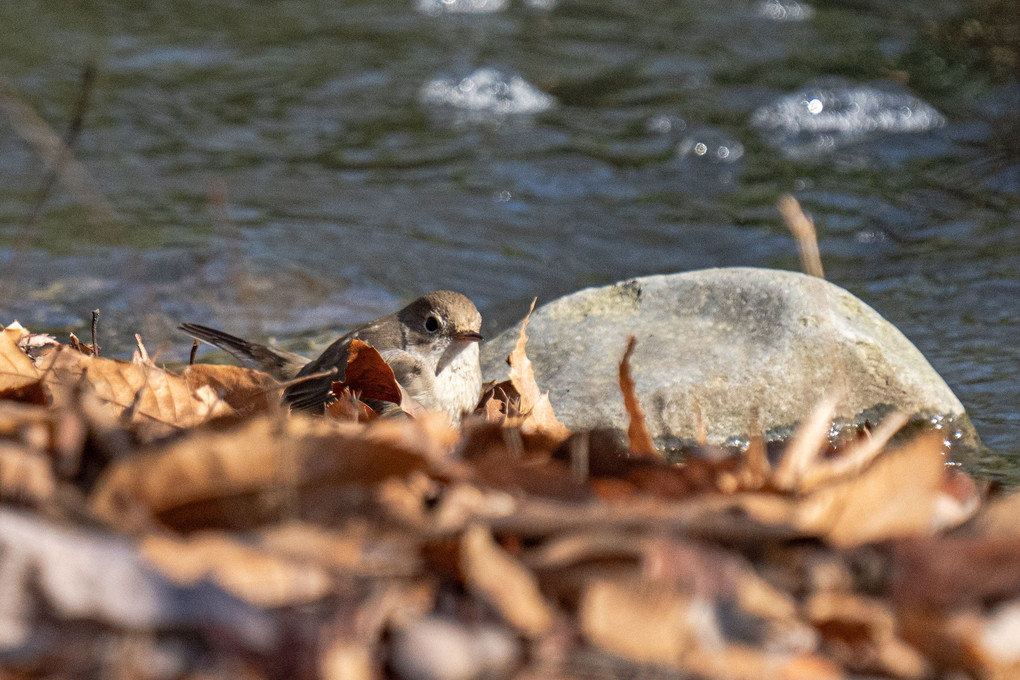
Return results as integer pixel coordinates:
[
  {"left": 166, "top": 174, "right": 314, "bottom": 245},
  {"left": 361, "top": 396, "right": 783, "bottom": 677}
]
[
  {"left": 778, "top": 195, "right": 824, "bottom": 279},
  {"left": 91, "top": 309, "right": 100, "bottom": 358},
  {"left": 134, "top": 334, "right": 150, "bottom": 364},
  {"left": 0, "top": 68, "right": 117, "bottom": 238}
]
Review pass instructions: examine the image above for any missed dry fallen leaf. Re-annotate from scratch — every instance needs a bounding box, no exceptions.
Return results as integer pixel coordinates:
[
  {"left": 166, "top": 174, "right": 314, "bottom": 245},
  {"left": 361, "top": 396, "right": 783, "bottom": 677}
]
[
  {"left": 773, "top": 393, "right": 841, "bottom": 491},
  {"left": 90, "top": 414, "right": 446, "bottom": 531},
  {"left": 37, "top": 349, "right": 234, "bottom": 431},
  {"left": 796, "top": 433, "right": 956, "bottom": 547},
  {"left": 326, "top": 386, "right": 378, "bottom": 423},
  {"left": 579, "top": 577, "right": 708, "bottom": 666},
  {"left": 0, "top": 324, "right": 41, "bottom": 395},
  {"left": 618, "top": 335, "right": 657, "bottom": 459},
  {"left": 508, "top": 299, "right": 570, "bottom": 440},
  {"left": 183, "top": 363, "right": 280, "bottom": 415},
  {"left": 461, "top": 523, "right": 556, "bottom": 638},
  {"left": 335, "top": 339, "right": 403, "bottom": 405},
  {"left": 806, "top": 591, "right": 929, "bottom": 678},
  {"left": 140, "top": 532, "right": 334, "bottom": 608},
  {"left": 0, "top": 442, "right": 56, "bottom": 506}
]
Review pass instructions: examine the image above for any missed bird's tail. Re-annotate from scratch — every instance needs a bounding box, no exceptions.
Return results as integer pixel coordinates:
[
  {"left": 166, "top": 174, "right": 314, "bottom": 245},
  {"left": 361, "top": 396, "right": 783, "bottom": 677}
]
[{"left": 178, "top": 323, "right": 309, "bottom": 381}]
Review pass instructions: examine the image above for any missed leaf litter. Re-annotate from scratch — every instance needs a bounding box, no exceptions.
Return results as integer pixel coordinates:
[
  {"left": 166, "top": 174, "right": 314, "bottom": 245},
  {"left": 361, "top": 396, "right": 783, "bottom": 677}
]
[{"left": 0, "top": 317, "right": 1017, "bottom": 680}]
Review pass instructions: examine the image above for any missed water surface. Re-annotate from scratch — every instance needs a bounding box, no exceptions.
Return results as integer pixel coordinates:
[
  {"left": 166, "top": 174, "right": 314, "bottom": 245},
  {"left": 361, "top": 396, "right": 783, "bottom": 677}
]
[{"left": 1, "top": 0, "right": 1017, "bottom": 476}]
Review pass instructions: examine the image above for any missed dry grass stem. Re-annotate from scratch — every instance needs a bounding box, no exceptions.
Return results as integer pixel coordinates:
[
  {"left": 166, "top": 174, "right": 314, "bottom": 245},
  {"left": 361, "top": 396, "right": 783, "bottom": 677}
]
[{"left": 778, "top": 194, "right": 824, "bottom": 279}]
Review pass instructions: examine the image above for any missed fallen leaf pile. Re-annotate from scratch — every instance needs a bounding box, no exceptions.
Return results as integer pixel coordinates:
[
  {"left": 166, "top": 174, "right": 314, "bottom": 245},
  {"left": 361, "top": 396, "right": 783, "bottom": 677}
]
[{"left": 0, "top": 315, "right": 1018, "bottom": 680}]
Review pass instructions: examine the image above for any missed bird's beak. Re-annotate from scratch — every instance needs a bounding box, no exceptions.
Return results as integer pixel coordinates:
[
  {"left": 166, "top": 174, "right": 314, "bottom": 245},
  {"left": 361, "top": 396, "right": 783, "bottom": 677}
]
[{"left": 455, "top": 330, "right": 484, "bottom": 342}]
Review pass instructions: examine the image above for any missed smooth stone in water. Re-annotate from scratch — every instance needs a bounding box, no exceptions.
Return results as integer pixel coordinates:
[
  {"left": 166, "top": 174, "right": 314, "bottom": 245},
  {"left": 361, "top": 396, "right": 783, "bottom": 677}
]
[{"left": 481, "top": 268, "right": 976, "bottom": 451}]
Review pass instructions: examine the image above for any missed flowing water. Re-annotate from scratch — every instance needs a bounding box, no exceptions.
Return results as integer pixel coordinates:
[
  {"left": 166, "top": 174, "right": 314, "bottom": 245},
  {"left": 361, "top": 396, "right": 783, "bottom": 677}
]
[{"left": 0, "top": 0, "right": 1017, "bottom": 477}]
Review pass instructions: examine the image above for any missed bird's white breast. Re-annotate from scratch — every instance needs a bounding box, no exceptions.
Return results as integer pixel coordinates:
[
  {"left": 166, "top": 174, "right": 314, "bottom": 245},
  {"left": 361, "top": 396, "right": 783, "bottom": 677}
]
[{"left": 434, "top": 341, "right": 482, "bottom": 421}]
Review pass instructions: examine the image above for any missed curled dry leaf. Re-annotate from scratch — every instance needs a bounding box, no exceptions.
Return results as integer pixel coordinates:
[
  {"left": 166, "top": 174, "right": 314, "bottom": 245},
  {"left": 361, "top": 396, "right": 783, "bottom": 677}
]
[
  {"left": 461, "top": 523, "right": 555, "bottom": 638},
  {"left": 579, "top": 578, "right": 708, "bottom": 666},
  {"left": 805, "top": 591, "right": 929, "bottom": 678},
  {"left": 0, "top": 325, "right": 41, "bottom": 394},
  {"left": 796, "top": 433, "right": 961, "bottom": 547},
  {"left": 335, "top": 339, "right": 403, "bottom": 405},
  {"left": 0, "top": 442, "right": 56, "bottom": 506},
  {"left": 0, "top": 507, "right": 277, "bottom": 651},
  {"left": 580, "top": 577, "right": 842, "bottom": 679},
  {"left": 37, "top": 349, "right": 234, "bottom": 431},
  {"left": 183, "top": 363, "right": 280, "bottom": 415},
  {"left": 90, "top": 414, "right": 449, "bottom": 531},
  {"left": 140, "top": 532, "right": 334, "bottom": 608},
  {"left": 508, "top": 299, "right": 570, "bottom": 440},
  {"left": 326, "top": 386, "right": 377, "bottom": 423},
  {"left": 618, "top": 335, "right": 657, "bottom": 459},
  {"left": 797, "top": 411, "right": 908, "bottom": 492},
  {"left": 773, "top": 393, "right": 841, "bottom": 491},
  {"left": 258, "top": 521, "right": 422, "bottom": 578}
]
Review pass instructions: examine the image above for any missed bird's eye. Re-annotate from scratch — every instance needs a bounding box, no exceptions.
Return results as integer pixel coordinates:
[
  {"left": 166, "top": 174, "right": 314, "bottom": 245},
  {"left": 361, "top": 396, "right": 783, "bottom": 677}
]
[{"left": 425, "top": 315, "right": 440, "bottom": 332}]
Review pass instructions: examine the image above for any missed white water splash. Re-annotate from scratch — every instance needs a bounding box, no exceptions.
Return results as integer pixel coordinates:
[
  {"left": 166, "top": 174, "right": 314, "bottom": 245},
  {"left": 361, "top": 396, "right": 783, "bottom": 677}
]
[{"left": 420, "top": 68, "right": 555, "bottom": 115}]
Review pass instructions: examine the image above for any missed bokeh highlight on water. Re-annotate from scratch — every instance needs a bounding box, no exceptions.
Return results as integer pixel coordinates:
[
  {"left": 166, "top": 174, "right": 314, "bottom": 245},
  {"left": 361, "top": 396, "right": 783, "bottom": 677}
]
[{"left": 0, "top": 0, "right": 1017, "bottom": 476}]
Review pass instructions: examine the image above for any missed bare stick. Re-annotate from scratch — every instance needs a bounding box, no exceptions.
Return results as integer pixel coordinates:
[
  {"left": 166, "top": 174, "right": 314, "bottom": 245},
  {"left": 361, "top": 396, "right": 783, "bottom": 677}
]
[
  {"left": 21, "top": 63, "right": 98, "bottom": 233},
  {"left": 91, "top": 309, "right": 100, "bottom": 357},
  {"left": 778, "top": 195, "right": 824, "bottom": 279},
  {"left": 189, "top": 340, "right": 199, "bottom": 366},
  {"left": 134, "top": 333, "right": 150, "bottom": 363},
  {"left": 0, "top": 64, "right": 117, "bottom": 295},
  {"left": 278, "top": 367, "right": 338, "bottom": 389}
]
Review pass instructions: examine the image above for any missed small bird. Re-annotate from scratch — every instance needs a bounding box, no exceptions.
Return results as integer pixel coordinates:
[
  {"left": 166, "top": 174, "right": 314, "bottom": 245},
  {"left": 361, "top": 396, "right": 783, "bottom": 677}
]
[{"left": 179, "top": 290, "right": 484, "bottom": 422}]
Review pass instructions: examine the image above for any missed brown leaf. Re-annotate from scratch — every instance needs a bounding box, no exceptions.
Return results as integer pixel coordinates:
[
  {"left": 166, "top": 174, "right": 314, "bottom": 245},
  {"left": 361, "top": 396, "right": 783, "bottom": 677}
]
[
  {"left": 963, "top": 490, "right": 1020, "bottom": 539},
  {"left": 461, "top": 524, "right": 555, "bottom": 637},
  {"left": 890, "top": 536, "right": 1020, "bottom": 612},
  {"left": 0, "top": 324, "right": 41, "bottom": 394},
  {"left": 579, "top": 577, "right": 706, "bottom": 666},
  {"left": 183, "top": 363, "right": 280, "bottom": 415},
  {"left": 336, "top": 339, "right": 402, "bottom": 405},
  {"left": 898, "top": 602, "right": 1020, "bottom": 680},
  {"left": 773, "top": 393, "right": 841, "bottom": 491},
  {"left": 90, "top": 414, "right": 443, "bottom": 531},
  {"left": 796, "top": 433, "right": 953, "bottom": 547},
  {"left": 326, "top": 387, "right": 377, "bottom": 423},
  {"left": 508, "top": 299, "right": 570, "bottom": 440},
  {"left": 258, "top": 522, "right": 421, "bottom": 578},
  {"left": 806, "top": 591, "right": 929, "bottom": 678},
  {"left": 37, "top": 349, "right": 234, "bottom": 431},
  {"left": 618, "top": 335, "right": 657, "bottom": 459},
  {"left": 0, "top": 506, "right": 276, "bottom": 651},
  {"left": 0, "top": 442, "right": 56, "bottom": 507},
  {"left": 140, "top": 532, "right": 334, "bottom": 607},
  {"left": 798, "top": 411, "right": 908, "bottom": 492},
  {"left": 580, "top": 576, "right": 842, "bottom": 679}
]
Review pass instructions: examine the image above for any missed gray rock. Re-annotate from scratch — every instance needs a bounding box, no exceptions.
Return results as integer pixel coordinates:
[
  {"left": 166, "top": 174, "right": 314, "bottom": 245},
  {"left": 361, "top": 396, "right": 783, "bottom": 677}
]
[{"left": 481, "top": 268, "right": 975, "bottom": 451}]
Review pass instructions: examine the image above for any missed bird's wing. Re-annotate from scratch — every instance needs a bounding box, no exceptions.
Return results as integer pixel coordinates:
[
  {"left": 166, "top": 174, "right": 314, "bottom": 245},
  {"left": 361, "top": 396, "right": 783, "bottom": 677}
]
[
  {"left": 178, "top": 323, "right": 309, "bottom": 381},
  {"left": 281, "top": 334, "right": 353, "bottom": 413}
]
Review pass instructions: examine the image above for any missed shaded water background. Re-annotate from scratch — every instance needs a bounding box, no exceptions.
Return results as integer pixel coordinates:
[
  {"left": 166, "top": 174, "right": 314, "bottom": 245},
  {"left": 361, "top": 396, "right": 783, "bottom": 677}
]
[{"left": 0, "top": 0, "right": 1017, "bottom": 476}]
